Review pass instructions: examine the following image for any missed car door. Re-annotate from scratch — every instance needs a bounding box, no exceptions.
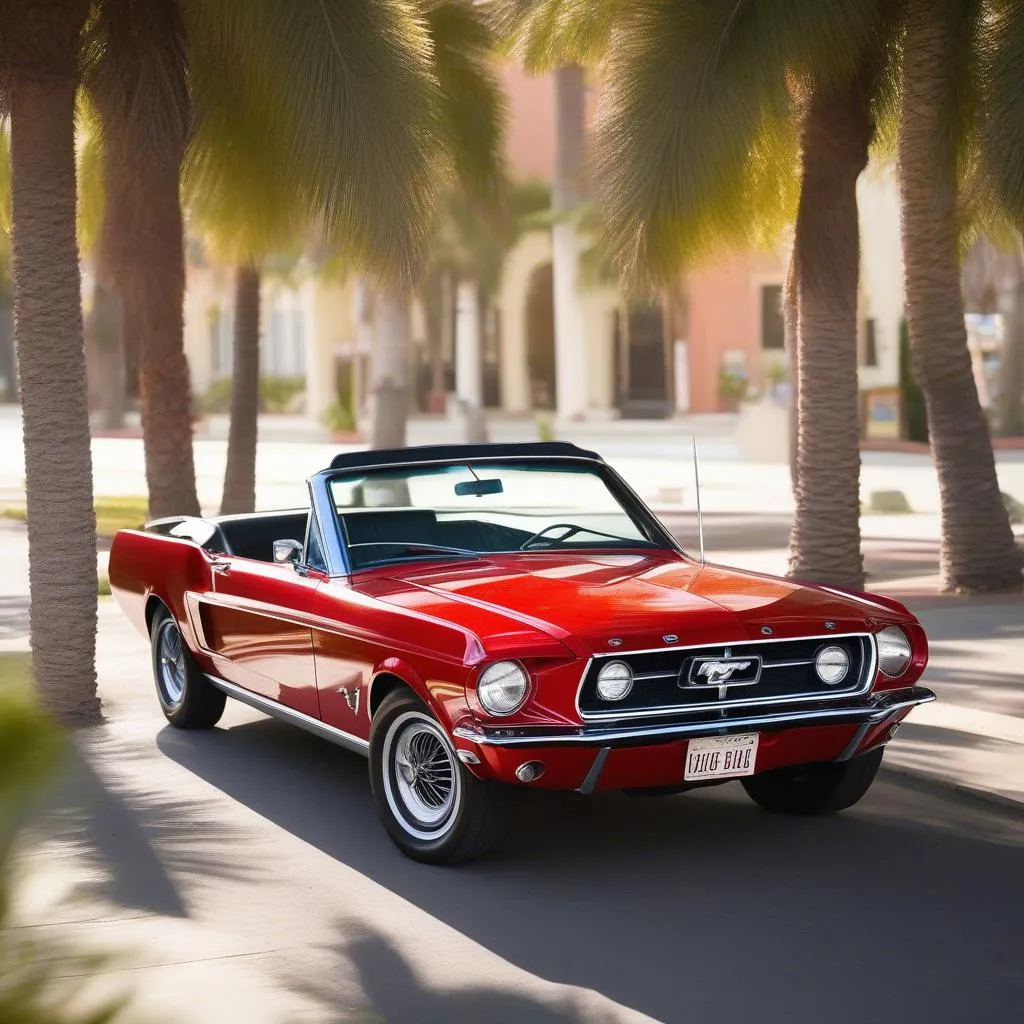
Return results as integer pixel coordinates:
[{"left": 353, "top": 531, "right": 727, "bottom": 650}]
[{"left": 193, "top": 554, "right": 324, "bottom": 719}]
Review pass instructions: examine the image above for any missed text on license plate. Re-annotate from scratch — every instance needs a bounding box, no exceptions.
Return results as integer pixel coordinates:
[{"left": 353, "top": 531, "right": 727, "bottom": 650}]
[{"left": 684, "top": 733, "right": 759, "bottom": 781}]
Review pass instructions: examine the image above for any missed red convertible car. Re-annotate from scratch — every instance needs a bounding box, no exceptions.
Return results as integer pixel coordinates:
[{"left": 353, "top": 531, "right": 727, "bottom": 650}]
[{"left": 109, "top": 442, "right": 934, "bottom": 864}]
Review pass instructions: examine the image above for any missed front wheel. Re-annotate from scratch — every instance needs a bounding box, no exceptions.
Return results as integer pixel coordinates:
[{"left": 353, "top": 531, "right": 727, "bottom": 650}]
[
  {"left": 369, "top": 690, "right": 503, "bottom": 864},
  {"left": 741, "top": 747, "right": 884, "bottom": 816}
]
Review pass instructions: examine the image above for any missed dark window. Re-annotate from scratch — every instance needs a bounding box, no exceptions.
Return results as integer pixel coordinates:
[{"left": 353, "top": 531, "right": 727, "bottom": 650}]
[
  {"left": 761, "top": 285, "right": 785, "bottom": 350},
  {"left": 863, "top": 318, "right": 878, "bottom": 367}
]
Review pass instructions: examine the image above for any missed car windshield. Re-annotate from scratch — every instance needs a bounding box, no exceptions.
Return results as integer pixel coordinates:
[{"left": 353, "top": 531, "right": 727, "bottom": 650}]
[{"left": 328, "top": 460, "right": 664, "bottom": 569}]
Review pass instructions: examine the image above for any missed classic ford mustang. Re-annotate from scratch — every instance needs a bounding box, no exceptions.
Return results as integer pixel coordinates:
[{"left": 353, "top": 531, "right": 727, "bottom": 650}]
[{"left": 109, "top": 442, "right": 934, "bottom": 863}]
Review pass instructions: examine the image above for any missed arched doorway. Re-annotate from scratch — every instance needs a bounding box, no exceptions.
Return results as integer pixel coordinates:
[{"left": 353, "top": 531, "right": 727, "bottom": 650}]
[{"left": 525, "top": 262, "right": 556, "bottom": 410}]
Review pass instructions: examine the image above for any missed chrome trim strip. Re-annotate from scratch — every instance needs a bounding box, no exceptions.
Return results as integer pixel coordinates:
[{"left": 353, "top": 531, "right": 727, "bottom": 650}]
[
  {"left": 577, "top": 747, "right": 611, "bottom": 794},
  {"left": 762, "top": 658, "right": 814, "bottom": 668},
  {"left": 586, "top": 630, "right": 869, "bottom": 660},
  {"left": 452, "top": 686, "right": 935, "bottom": 748},
  {"left": 308, "top": 476, "right": 349, "bottom": 576},
  {"left": 205, "top": 674, "right": 370, "bottom": 757},
  {"left": 576, "top": 633, "right": 878, "bottom": 721}
]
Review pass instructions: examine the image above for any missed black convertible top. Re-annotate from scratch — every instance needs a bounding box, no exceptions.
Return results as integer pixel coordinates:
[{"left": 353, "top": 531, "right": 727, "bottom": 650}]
[{"left": 327, "top": 441, "right": 603, "bottom": 472}]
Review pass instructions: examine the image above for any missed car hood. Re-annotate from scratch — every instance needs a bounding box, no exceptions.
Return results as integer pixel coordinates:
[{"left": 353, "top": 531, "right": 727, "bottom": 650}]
[{"left": 371, "top": 552, "right": 905, "bottom": 657}]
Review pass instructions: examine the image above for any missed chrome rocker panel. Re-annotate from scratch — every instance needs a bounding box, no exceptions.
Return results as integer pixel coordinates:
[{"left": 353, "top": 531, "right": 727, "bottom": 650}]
[
  {"left": 452, "top": 686, "right": 936, "bottom": 749},
  {"left": 206, "top": 674, "right": 370, "bottom": 757}
]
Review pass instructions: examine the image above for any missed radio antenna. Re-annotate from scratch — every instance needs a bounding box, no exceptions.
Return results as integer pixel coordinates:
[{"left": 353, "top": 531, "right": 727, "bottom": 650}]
[{"left": 692, "top": 434, "right": 705, "bottom": 565}]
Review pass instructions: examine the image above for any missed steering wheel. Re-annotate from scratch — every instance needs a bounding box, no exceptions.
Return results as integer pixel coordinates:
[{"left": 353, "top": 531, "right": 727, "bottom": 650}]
[{"left": 519, "top": 523, "right": 585, "bottom": 550}]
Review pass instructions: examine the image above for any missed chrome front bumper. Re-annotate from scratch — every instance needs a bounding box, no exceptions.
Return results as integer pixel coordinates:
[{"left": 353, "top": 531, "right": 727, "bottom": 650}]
[{"left": 452, "top": 685, "right": 935, "bottom": 749}]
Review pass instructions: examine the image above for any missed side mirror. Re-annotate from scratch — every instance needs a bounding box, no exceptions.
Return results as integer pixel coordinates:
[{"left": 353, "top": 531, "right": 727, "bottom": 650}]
[{"left": 273, "top": 539, "right": 303, "bottom": 564}]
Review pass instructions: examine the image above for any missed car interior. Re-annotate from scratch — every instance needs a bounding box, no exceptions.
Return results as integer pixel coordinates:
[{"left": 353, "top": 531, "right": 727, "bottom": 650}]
[{"left": 148, "top": 508, "right": 531, "bottom": 568}]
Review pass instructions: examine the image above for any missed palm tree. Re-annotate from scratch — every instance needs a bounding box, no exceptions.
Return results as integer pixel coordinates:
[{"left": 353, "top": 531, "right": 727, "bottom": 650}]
[
  {"left": 984, "top": 1, "right": 1024, "bottom": 439},
  {"left": 500, "top": 1, "right": 896, "bottom": 590},
  {"left": 82, "top": 0, "right": 444, "bottom": 517},
  {"left": 898, "top": 0, "right": 1021, "bottom": 591},
  {"left": 369, "top": 0, "right": 509, "bottom": 449},
  {"left": 0, "top": 0, "right": 101, "bottom": 724},
  {"left": 183, "top": 57, "right": 308, "bottom": 516}
]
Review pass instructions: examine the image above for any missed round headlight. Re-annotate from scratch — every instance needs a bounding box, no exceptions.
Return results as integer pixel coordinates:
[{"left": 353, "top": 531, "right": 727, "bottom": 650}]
[
  {"left": 476, "top": 661, "right": 529, "bottom": 716},
  {"left": 596, "top": 660, "right": 633, "bottom": 701},
  {"left": 876, "top": 625, "right": 911, "bottom": 677},
  {"left": 815, "top": 645, "right": 850, "bottom": 686}
]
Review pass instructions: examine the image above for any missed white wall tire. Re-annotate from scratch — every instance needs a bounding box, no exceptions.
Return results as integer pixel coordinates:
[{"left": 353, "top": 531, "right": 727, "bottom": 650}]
[{"left": 370, "top": 690, "right": 503, "bottom": 864}]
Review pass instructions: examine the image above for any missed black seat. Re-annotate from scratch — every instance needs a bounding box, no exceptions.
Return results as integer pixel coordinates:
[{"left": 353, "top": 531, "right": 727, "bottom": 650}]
[
  {"left": 218, "top": 512, "right": 308, "bottom": 562},
  {"left": 340, "top": 509, "right": 441, "bottom": 549}
]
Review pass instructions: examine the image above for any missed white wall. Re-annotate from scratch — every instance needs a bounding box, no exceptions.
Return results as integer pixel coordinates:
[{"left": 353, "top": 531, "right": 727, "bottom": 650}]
[{"left": 857, "top": 168, "right": 905, "bottom": 390}]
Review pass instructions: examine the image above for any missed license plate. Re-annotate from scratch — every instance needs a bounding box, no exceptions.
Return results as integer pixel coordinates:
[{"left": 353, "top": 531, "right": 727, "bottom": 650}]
[{"left": 684, "top": 733, "right": 759, "bottom": 781}]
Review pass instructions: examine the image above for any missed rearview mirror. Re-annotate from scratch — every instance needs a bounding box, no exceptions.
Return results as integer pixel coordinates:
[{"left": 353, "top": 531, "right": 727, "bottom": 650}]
[
  {"left": 273, "top": 539, "right": 303, "bottom": 564},
  {"left": 454, "top": 478, "right": 503, "bottom": 497}
]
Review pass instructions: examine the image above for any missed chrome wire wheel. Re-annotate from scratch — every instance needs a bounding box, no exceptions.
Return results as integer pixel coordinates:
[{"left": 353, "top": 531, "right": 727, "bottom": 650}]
[
  {"left": 156, "top": 620, "right": 187, "bottom": 708},
  {"left": 382, "top": 711, "right": 462, "bottom": 841}
]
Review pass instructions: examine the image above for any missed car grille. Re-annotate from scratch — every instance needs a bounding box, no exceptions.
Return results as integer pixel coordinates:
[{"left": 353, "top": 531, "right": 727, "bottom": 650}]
[{"left": 577, "top": 634, "right": 874, "bottom": 719}]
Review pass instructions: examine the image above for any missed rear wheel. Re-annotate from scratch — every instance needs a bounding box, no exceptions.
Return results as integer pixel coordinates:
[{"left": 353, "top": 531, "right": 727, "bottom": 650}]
[
  {"left": 150, "top": 607, "right": 226, "bottom": 729},
  {"left": 369, "top": 690, "right": 502, "bottom": 864},
  {"left": 741, "top": 747, "right": 884, "bottom": 816}
]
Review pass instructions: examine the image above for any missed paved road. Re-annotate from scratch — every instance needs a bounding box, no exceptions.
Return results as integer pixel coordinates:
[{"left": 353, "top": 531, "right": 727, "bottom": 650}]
[{"left": 13, "top": 598, "right": 1021, "bottom": 1024}]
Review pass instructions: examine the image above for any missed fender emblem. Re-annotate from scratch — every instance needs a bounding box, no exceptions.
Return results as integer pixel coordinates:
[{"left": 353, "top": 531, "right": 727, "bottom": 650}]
[
  {"left": 608, "top": 638, "right": 623, "bottom": 647},
  {"left": 662, "top": 634, "right": 679, "bottom": 644},
  {"left": 761, "top": 626, "right": 773, "bottom": 635}
]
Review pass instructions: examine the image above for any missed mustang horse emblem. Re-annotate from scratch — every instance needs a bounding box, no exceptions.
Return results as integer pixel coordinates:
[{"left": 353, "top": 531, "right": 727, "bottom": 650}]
[{"left": 696, "top": 659, "right": 753, "bottom": 685}]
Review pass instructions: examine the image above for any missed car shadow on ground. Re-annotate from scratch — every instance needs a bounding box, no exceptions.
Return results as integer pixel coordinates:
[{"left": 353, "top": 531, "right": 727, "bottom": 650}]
[{"left": 157, "top": 717, "right": 1024, "bottom": 1024}]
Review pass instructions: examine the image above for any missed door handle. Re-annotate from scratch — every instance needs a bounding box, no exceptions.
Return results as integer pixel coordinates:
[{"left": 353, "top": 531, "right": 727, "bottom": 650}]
[{"left": 210, "top": 560, "right": 231, "bottom": 574}]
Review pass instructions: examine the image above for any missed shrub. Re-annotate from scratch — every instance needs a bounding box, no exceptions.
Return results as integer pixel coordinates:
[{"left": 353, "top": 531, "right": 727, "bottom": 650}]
[{"left": 0, "top": 665, "right": 131, "bottom": 1023}]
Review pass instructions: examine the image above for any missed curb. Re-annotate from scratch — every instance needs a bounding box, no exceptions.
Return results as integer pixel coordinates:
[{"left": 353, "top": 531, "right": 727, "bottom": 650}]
[{"left": 879, "top": 763, "right": 1024, "bottom": 816}]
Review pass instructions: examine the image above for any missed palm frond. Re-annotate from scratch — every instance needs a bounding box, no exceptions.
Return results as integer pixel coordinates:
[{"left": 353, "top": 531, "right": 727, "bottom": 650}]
[
  {"left": 982, "top": 0, "right": 1024, "bottom": 231},
  {"left": 81, "top": 0, "right": 190, "bottom": 170},
  {"left": 183, "top": 32, "right": 304, "bottom": 264},
  {"left": 593, "top": 0, "right": 885, "bottom": 284},
  {"left": 428, "top": 0, "right": 508, "bottom": 207},
  {"left": 74, "top": 96, "right": 105, "bottom": 258},
  {"left": 185, "top": 0, "right": 443, "bottom": 286},
  {"left": 0, "top": 118, "right": 10, "bottom": 234},
  {"left": 488, "top": 0, "right": 627, "bottom": 72}
]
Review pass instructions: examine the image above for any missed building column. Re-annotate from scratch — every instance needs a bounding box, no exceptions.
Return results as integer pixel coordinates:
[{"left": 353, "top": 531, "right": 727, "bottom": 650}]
[
  {"left": 300, "top": 275, "right": 334, "bottom": 423},
  {"left": 455, "top": 278, "right": 482, "bottom": 408},
  {"left": 552, "top": 223, "right": 588, "bottom": 420}
]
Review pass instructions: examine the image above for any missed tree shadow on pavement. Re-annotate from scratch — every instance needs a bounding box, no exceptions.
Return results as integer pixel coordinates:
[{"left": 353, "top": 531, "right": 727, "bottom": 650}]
[
  {"left": 36, "top": 733, "right": 255, "bottom": 919},
  {"left": 293, "top": 924, "right": 627, "bottom": 1024},
  {"left": 158, "top": 716, "right": 1024, "bottom": 1024}
]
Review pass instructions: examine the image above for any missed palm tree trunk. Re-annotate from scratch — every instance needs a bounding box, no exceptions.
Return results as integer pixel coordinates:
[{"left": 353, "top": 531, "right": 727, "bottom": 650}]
[
  {"left": 898, "top": 0, "right": 1022, "bottom": 591},
  {"left": 370, "top": 286, "right": 410, "bottom": 449},
  {"left": 786, "top": 72, "right": 873, "bottom": 590},
  {"left": 784, "top": 243, "right": 801, "bottom": 492},
  {"left": 89, "top": 0, "right": 199, "bottom": 520},
  {"left": 220, "top": 263, "right": 261, "bottom": 515},
  {"left": 134, "top": 169, "right": 201, "bottom": 519},
  {"left": 86, "top": 278, "right": 126, "bottom": 431},
  {"left": 8, "top": 47, "right": 101, "bottom": 723}
]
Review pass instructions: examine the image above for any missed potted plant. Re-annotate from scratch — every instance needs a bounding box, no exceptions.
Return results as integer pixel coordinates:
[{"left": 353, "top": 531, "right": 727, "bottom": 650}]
[
  {"left": 322, "top": 400, "right": 360, "bottom": 442},
  {"left": 717, "top": 365, "right": 748, "bottom": 412}
]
